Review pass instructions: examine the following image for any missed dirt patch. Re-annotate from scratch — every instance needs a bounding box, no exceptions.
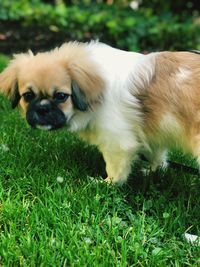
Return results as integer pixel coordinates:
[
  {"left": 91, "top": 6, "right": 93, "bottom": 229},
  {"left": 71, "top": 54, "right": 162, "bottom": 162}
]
[{"left": 0, "top": 21, "right": 71, "bottom": 54}]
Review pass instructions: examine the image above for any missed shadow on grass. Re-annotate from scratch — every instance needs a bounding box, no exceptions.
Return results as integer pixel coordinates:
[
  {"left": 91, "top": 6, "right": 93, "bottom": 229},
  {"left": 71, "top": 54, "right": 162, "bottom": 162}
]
[
  {"left": 1, "top": 105, "right": 199, "bottom": 195},
  {"left": 0, "top": 96, "right": 199, "bottom": 224}
]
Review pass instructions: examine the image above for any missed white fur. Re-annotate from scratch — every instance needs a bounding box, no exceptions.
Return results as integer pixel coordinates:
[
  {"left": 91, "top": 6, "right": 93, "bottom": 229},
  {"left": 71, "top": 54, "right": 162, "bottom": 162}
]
[
  {"left": 176, "top": 67, "right": 191, "bottom": 81},
  {"left": 40, "top": 99, "right": 50, "bottom": 106},
  {"left": 66, "top": 42, "right": 156, "bottom": 184}
]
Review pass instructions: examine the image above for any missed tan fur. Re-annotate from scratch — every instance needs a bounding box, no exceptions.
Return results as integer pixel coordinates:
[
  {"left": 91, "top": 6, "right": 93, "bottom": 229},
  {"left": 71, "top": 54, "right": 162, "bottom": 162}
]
[
  {"left": 0, "top": 61, "right": 18, "bottom": 99},
  {"left": 0, "top": 42, "right": 105, "bottom": 111},
  {"left": 58, "top": 43, "right": 105, "bottom": 102},
  {"left": 143, "top": 52, "right": 200, "bottom": 157}
]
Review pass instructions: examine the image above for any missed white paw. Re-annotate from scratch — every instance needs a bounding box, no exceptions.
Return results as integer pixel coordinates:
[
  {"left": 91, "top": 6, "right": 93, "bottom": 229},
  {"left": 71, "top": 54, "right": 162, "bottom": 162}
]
[
  {"left": 104, "top": 177, "right": 126, "bottom": 186},
  {"left": 153, "top": 160, "right": 169, "bottom": 171},
  {"left": 141, "top": 160, "right": 169, "bottom": 175}
]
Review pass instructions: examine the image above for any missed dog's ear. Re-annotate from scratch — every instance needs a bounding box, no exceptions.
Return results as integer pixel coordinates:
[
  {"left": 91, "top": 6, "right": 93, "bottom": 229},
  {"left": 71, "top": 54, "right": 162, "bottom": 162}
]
[
  {"left": 68, "top": 60, "right": 105, "bottom": 108},
  {"left": 0, "top": 62, "right": 20, "bottom": 108},
  {"left": 71, "top": 80, "right": 89, "bottom": 111},
  {"left": 11, "top": 83, "right": 21, "bottom": 109},
  {"left": 63, "top": 44, "right": 105, "bottom": 109},
  {"left": 0, "top": 52, "right": 33, "bottom": 108}
]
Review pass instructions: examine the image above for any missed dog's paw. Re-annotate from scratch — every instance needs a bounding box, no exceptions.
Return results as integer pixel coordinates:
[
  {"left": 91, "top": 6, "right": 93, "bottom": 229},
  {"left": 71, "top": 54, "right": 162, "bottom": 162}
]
[
  {"left": 151, "top": 159, "right": 169, "bottom": 172},
  {"left": 141, "top": 159, "right": 169, "bottom": 175},
  {"left": 104, "top": 177, "right": 126, "bottom": 186}
]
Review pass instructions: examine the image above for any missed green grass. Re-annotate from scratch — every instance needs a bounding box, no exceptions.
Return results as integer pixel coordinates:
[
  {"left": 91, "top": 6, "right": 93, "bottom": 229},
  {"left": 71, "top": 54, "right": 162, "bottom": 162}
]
[{"left": 0, "top": 55, "right": 199, "bottom": 266}]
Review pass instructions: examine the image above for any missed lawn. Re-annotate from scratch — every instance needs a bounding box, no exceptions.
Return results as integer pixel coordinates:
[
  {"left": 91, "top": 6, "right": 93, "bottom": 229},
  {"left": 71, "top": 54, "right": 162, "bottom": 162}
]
[{"left": 0, "top": 54, "right": 199, "bottom": 266}]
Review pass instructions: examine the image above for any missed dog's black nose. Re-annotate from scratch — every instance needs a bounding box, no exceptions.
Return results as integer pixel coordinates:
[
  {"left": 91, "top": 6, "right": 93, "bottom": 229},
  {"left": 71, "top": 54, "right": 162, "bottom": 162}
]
[{"left": 36, "top": 105, "right": 50, "bottom": 116}]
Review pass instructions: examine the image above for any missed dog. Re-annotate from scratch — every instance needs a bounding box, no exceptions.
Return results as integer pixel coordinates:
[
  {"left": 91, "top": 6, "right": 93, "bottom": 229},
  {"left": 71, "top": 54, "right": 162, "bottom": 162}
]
[{"left": 0, "top": 41, "right": 200, "bottom": 185}]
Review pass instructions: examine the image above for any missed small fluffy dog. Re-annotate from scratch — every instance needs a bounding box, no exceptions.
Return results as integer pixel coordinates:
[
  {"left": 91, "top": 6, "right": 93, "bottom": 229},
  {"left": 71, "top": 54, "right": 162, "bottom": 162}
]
[{"left": 0, "top": 41, "right": 200, "bottom": 184}]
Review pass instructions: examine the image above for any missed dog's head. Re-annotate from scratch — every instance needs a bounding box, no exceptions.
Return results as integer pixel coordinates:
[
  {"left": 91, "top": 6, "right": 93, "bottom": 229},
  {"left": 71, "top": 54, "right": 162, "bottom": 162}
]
[{"left": 0, "top": 43, "right": 105, "bottom": 130}]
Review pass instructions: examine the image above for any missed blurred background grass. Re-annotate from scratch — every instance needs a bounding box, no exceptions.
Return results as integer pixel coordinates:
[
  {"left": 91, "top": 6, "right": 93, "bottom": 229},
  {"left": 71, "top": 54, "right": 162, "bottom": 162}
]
[{"left": 0, "top": 0, "right": 199, "bottom": 54}]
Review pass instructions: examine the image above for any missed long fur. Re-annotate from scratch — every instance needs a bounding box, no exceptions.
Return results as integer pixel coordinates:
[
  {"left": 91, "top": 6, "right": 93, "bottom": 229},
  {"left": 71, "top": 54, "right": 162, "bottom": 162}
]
[{"left": 0, "top": 41, "right": 200, "bottom": 184}]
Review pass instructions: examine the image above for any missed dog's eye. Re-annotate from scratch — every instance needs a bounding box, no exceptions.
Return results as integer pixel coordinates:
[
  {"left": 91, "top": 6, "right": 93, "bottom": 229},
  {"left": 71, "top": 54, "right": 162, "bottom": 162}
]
[
  {"left": 54, "top": 92, "right": 69, "bottom": 102},
  {"left": 22, "top": 91, "right": 36, "bottom": 102}
]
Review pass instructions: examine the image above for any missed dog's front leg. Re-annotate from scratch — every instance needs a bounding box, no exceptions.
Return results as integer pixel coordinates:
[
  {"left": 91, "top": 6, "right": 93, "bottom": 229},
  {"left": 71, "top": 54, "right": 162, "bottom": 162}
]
[{"left": 101, "top": 149, "right": 135, "bottom": 185}]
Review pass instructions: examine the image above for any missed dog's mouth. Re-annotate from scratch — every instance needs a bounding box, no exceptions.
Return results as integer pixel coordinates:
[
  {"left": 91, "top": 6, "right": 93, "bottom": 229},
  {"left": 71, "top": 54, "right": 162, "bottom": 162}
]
[{"left": 26, "top": 100, "right": 67, "bottom": 130}]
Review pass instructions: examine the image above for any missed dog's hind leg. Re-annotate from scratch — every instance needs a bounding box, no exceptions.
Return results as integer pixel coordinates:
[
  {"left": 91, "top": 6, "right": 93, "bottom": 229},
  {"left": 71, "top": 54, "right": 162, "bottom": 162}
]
[{"left": 142, "top": 148, "right": 168, "bottom": 173}]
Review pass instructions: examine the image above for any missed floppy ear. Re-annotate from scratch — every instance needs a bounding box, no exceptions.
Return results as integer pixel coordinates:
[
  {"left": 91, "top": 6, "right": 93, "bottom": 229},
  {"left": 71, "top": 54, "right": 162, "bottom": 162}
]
[
  {"left": 71, "top": 80, "right": 89, "bottom": 111},
  {"left": 0, "top": 63, "right": 20, "bottom": 108},
  {"left": 63, "top": 44, "right": 105, "bottom": 109},
  {"left": 68, "top": 61, "right": 105, "bottom": 108},
  {"left": 11, "top": 83, "right": 20, "bottom": 109}
]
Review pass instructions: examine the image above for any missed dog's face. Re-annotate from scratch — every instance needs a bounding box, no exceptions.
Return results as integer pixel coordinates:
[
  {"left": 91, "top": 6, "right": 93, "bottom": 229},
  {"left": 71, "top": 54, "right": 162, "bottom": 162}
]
[
  {"left": 17, "top": 59, "right": 73, "bottom": 130},
  {"left": 0, "top": 43, "right": 105, "bottom": 130}
]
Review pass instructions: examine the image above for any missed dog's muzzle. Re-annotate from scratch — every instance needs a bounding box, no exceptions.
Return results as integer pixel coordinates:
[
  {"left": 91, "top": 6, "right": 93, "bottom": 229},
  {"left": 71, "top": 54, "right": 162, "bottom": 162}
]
[{"left": 26, "top": 99, "right": 66, "bottom": 130}]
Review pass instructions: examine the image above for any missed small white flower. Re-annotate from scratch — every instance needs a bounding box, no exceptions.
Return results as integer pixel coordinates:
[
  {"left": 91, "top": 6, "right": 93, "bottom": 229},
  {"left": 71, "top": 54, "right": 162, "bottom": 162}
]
[
  {"left": 0, "top": 144, "right": 9, "bottom": 152},
  {"left": 184, "top": 233, "right": 200, "bottom": 246},
  {"left": 84, "top": 237, "right": 92, "bottom": 244},
  {"left": 56, "top": 176, "right": 64, "bottom": 183}
]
